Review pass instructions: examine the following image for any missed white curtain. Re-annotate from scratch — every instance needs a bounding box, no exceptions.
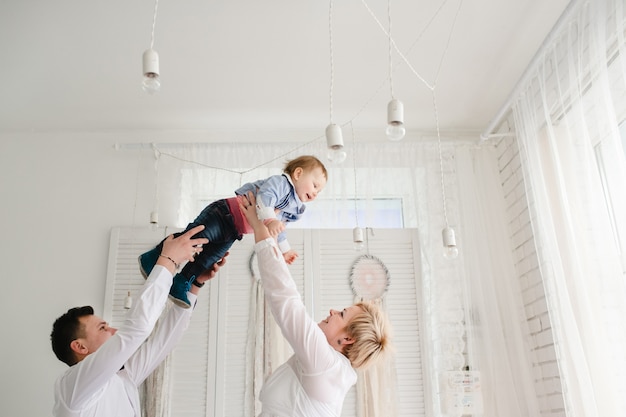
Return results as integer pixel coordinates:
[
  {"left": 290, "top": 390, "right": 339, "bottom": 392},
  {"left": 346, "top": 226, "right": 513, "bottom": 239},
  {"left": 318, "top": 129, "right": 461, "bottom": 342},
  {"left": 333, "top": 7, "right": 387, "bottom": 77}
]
[
  {"left": 355, "top": 298, "right": 398, "bottom": 417},
  {"left": 244, "top": 272, "right": 293, "bottom": 417},
  {"left": 511, "top": 0, "right": 626, "bottom": 415},
  {"left": 140, "top": 305, "right": 173, "bottom": 417},
  {"left": 456, "top": 147, "right": 541, "bottom": 417},
  {"left": 144, "top": 137, "right": 540, "bottom": 416}
]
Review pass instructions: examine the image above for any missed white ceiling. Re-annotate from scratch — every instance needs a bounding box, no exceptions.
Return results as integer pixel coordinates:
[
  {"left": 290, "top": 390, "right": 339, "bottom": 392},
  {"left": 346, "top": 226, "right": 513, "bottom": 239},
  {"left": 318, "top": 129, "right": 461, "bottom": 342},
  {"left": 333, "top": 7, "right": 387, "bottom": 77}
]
[{"left": 0, "top": 0, "right": 570, "bottom": 141}]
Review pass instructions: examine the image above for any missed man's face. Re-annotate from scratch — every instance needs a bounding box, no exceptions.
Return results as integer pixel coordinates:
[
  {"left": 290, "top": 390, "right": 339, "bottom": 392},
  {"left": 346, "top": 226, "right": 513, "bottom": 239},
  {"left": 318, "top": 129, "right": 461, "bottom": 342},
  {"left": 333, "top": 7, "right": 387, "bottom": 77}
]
[{"left": 76, "top": 315, "right": 117, "bottom": 355}]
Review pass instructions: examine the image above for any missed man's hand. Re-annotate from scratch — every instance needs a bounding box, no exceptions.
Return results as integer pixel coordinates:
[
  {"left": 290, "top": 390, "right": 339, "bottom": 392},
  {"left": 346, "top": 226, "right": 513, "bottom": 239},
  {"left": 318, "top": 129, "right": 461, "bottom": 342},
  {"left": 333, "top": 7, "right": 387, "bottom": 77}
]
[
  {"left": 158, "top": 225, "right": 208, "bottom": 274},
  {"left": 189, "top": 252, "right": 229, "bottom": 295},
  {"left": 196, "top": 253, "right": 229, "bottom": 284}
]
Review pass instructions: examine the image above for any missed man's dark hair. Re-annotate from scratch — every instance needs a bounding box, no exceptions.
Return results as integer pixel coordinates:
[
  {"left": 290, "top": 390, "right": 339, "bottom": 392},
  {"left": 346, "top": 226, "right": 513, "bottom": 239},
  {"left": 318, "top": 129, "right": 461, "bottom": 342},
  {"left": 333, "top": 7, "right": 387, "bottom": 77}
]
[{"left": 51, "top": 306, "right": 94, "bottom": 366}]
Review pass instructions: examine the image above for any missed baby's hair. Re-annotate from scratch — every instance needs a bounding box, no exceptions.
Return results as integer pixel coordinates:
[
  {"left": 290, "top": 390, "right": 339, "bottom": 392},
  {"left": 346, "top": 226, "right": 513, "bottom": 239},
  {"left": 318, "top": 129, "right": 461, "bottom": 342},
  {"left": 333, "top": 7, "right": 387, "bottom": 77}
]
[{"left": 284, "top": 155, "right": 328, "bottom": 180}]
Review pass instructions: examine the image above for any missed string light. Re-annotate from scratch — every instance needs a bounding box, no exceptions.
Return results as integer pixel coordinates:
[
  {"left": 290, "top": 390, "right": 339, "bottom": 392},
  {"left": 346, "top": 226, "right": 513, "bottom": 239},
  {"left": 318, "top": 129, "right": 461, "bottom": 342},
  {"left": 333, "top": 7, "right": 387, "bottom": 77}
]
[{"left": 142, "top": 0, "right": 161, "bottom": 94}]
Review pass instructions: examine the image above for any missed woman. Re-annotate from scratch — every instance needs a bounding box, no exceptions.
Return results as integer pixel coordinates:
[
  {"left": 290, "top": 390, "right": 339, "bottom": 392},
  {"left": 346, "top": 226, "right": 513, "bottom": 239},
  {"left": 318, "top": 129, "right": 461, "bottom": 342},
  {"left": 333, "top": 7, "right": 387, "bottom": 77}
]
[{"left": 239, "top": 193, "right": 392, "bottom": 417}]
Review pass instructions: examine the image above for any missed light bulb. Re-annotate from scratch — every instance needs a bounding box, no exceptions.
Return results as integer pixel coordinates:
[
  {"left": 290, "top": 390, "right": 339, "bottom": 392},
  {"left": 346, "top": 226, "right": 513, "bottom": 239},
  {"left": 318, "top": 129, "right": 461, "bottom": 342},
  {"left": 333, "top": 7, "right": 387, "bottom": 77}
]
[
  {"left": 142, "top": 74, "right": 161, "bottom": 94},
  {"left": 386, "top": 122, "right": 406, "bottom": 141},
  {"left": 142, "top": 49, "right": 160, "bottom": 94},
  {"left": 386, "top": 99, "right": 406, "bottom": 141},
  {"left": 325, "top": 124, "right": 347, "bottom": 164},
  {"left": 444, "top": 245, "right": 459, "bottom": 260},
  {"left": 353, "top": 227, "right": 365, "bottom": 251},
  {"left": 327, "top": 148, "right": 347, "bottom": 164},
  {"left": 442, "top": 226, "right": 459, "bottom": 260}
]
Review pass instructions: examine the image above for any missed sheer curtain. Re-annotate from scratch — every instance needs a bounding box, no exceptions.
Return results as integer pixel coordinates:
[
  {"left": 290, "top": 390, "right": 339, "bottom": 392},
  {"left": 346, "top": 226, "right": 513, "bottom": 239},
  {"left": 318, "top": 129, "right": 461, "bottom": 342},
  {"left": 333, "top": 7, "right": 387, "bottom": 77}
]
[
  {"left": 511, "top": 0, "right": 626, "bottom": 415},
  {"left": 148, "top": 137, "right": 541, "bottom": 416}
]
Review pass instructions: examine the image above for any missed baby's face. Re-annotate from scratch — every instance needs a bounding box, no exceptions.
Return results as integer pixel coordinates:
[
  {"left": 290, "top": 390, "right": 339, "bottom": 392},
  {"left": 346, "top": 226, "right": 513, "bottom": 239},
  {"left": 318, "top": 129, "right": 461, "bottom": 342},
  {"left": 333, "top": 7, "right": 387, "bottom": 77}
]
[{"left": 293, "top": 166, "right": 326, "bottom": 202}]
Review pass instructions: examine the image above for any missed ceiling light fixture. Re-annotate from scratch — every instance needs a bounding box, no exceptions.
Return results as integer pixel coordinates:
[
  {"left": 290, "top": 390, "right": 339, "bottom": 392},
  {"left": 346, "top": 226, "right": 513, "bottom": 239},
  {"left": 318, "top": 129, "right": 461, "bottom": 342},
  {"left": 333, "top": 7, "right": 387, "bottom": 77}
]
[
  {"left": 434, "top": 91, "right": 458, "bottom": 260},
  {"left": 325, "top": 0, "right": 347, "bottom": 164},
  {"left": 442, "top": 226, "right": 459, "bottom": 260},
  {"left": 386, "top": 98, "right": 406, "bottom": 141},
  {"left": 142, "top": 49, "right": 160, "bottom": 94},
  {"left": 351, "top": 124, "right": 364, "bottom": 251},
  {"left": 142, "top": 0, "right": 161, "bottom": 94},
  {"left": 385, "top": 0, "right": 405, "bottom": 141},
  {"left": 326, "top": 123, "right": 347, "bottom": 164},
  {"left": 353, "top": 227, "right": 365, "bottom": 251}
]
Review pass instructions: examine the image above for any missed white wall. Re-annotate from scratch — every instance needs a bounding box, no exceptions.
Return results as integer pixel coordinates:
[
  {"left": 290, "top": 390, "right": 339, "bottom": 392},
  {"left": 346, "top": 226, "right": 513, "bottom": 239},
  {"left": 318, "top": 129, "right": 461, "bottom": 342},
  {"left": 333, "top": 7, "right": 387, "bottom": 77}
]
[{"left": 0, "top": 132, "right": 184, "bottom": 417}]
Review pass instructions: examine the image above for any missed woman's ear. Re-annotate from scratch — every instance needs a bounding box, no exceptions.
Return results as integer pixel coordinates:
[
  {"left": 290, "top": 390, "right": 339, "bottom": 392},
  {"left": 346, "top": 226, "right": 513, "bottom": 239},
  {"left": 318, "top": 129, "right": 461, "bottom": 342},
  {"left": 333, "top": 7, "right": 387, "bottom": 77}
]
[{"left": 342, "top": 336, "right": 355, "bottom": 346}]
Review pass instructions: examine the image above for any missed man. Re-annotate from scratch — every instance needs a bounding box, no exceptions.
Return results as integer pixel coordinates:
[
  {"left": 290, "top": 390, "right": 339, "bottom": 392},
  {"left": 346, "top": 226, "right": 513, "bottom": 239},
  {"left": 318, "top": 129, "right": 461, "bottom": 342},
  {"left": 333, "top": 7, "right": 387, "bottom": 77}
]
[{"left": 50, "top": 225, "right": 226, "bottom": 417}]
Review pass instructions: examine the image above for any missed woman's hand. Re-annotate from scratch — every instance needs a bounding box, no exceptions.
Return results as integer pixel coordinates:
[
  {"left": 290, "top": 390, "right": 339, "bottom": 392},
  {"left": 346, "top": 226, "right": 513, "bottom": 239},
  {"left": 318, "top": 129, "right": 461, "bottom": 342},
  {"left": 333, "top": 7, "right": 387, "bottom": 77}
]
[{"left": 238, "top": 192, "right": 271, "bottom": 242}]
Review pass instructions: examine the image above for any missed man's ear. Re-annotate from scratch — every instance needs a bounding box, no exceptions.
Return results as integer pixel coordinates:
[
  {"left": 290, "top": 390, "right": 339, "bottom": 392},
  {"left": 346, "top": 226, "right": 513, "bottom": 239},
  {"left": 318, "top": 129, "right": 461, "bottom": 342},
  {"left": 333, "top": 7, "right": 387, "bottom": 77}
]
[{"left": 70, "top": 339, "right": 88, "bottom": 355}]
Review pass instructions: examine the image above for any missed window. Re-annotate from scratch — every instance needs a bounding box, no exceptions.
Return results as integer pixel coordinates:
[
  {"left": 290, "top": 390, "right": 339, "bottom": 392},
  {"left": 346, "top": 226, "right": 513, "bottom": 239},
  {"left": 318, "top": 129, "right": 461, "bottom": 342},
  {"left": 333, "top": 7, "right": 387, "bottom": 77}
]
[{"left": 195, "top": 197, "right": 405, "bottom": 229}]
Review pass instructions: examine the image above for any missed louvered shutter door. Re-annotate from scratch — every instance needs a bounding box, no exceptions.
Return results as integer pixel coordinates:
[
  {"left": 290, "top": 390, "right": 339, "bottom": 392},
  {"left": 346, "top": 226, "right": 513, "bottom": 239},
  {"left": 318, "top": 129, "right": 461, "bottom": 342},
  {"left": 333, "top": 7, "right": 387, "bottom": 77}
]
[{"left": 106, "top": 228, "right": 425, "bottom": 417}]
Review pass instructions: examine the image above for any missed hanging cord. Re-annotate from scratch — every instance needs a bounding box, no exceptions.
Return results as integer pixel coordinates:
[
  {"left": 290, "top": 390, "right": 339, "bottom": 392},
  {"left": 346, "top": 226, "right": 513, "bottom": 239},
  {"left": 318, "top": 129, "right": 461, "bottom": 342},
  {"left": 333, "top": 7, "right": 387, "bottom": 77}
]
[
  {"left": 433, "top": 0, "right": 464, "bottom": 88},
  {"left": 347, "top": 0, "right": 452, "bottom": 123},
  {"left": 361, "top": 0, "right": 464, "bottom": 91},
  {"left": 360, "top": 0, "right": 433, "bottom": 91},
  {"left": 350, "top": 122, "right": 359, "bottom": 228},
  {"left": 328, "top": 0, "right": 335, "bottom": 123},
  {"left": 388, "top": 0, "right": 394, "bottom": 99},
  {"left": 149, "top": 0, "right": 159, "bottom": 49},
  {"left": 152, "top": 144, "right": 160, "bottom": 216},
  {"left": 123, "top": 0, "right": 465, "bottom": 184},
  {"left": 153, "top": 136, "right": 319, "bottom": 177},
  {"left": 433, "top": 90, "right": 449, "bottom": 227}
]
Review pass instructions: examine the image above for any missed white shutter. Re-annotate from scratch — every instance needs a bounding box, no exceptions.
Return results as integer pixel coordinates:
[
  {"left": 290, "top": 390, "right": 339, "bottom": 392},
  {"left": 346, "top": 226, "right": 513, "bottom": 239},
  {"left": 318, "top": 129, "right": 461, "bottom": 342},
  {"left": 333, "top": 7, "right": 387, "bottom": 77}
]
[
  {"left": 106, "top": 228, "right": 425, "bottom": 417},
  {"left": 104, "top": 226, "right": 170, "bottom": 326}
]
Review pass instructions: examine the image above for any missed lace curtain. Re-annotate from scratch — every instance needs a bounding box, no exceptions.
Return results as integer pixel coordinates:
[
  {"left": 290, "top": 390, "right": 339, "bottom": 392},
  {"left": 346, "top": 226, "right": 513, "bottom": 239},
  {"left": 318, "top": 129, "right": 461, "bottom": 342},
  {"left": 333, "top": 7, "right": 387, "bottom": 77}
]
[{"left": 511, "top": 0, "right": 626, "bottom": 415}]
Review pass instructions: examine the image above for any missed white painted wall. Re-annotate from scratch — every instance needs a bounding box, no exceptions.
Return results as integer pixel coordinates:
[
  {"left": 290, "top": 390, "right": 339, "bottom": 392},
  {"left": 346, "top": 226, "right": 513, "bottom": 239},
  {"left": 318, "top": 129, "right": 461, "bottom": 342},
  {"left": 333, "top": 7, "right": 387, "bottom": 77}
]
[{"left": 0, "top": 132, "right": 185, "bottom": 417}]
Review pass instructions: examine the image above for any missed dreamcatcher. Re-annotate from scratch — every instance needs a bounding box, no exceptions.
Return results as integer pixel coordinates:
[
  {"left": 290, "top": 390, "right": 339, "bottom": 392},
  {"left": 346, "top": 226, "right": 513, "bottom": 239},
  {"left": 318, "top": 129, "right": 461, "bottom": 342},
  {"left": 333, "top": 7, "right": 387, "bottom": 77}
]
[{"left": 349, "top": 254, "right": 390, "bottom": 301}]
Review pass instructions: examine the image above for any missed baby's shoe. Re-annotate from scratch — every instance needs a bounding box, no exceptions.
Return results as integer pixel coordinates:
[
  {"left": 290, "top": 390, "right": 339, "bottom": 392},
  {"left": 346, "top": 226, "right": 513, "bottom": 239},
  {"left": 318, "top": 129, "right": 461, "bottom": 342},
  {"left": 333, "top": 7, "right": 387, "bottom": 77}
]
[
  {"left": 168, "top": 273, "right": 193, "bottom": 309},
  {"left": 138, "top": 247, "right": 160, "bottom": 279}
]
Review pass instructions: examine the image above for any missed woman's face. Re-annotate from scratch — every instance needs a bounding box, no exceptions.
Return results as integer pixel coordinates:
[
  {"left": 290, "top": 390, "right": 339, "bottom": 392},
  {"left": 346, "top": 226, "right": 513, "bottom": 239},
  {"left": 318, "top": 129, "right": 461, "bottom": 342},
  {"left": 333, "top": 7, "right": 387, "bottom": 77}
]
[{"left": 318, "top": 305, "right": 362, "bottom": 351}]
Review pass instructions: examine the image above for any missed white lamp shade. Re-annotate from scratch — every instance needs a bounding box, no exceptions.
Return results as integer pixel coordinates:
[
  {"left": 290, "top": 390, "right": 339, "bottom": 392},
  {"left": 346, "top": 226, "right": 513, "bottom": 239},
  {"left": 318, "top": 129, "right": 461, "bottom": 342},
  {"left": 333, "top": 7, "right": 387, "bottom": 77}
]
[
  {"left": 142, "top": 49, "right": 160, "bottom": 76},
  {"left": 325, "top": 123, "right": 344, "bottom": 150}
]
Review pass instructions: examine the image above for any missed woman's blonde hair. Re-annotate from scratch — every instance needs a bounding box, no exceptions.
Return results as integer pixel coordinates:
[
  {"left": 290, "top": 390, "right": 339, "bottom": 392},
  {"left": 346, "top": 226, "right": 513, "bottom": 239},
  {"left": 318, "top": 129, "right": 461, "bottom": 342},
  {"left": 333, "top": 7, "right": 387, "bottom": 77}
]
[{"left": 343, "top": 301, "right": 393, "bottom": 369}]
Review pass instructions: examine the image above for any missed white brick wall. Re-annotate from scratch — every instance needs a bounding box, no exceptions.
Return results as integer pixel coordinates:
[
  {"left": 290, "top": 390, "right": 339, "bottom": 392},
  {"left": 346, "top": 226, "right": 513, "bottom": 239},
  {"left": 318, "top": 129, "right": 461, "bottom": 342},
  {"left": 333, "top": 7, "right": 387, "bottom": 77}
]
[{"left": 495, "top": 133, "right": 566, "bottom": 417}]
